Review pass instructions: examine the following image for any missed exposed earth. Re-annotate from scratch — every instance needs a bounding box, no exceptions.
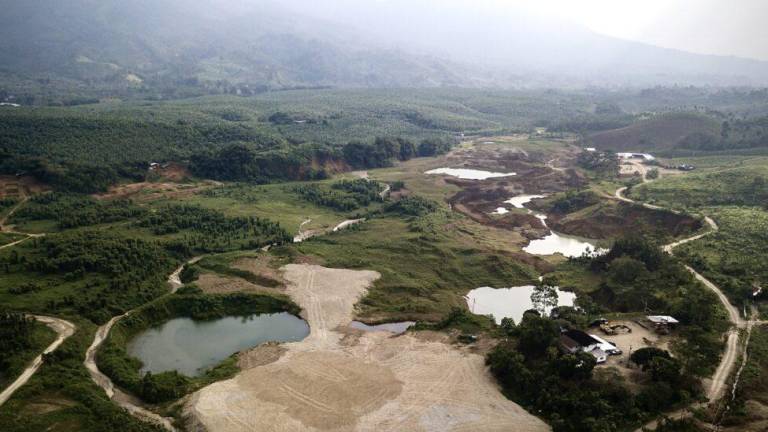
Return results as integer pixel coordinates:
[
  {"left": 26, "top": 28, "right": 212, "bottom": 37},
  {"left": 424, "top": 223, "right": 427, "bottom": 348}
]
[{"left": 186, "top": 264, "right": 550, "bottom": 432}]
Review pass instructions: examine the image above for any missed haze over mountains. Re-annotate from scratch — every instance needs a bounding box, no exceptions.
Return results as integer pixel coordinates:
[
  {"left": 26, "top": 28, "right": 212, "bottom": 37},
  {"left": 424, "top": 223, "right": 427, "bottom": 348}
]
[{"left": 1, "top": 0, "right": 767, "bottom": 95}]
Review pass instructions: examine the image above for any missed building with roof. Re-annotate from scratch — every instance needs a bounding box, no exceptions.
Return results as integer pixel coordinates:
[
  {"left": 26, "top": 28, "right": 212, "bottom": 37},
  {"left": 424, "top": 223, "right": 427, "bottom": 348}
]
[{"left": 558, "top": 329, "right": 614, "bottom": 363}]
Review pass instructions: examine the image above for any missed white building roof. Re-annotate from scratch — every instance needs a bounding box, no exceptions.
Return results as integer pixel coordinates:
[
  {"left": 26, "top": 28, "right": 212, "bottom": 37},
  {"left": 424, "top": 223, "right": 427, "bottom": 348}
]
[{"left": 588, "top": 334, "right": 620, "bottom": 353}]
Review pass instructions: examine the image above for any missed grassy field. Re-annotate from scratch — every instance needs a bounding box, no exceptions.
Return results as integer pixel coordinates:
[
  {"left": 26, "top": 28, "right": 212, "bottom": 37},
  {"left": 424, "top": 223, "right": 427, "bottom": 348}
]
[
  {"left": 676, "top": 207, "right": 768, "bottom": 311},
  {"left": 289, "top": 215, "right": 539, "bottom": 322},
  {"left": 170, "top": 181, "right": 378, "bottom": 235},
  {"left": 630, "top": 159, "right": 768, "bottom": 210}
]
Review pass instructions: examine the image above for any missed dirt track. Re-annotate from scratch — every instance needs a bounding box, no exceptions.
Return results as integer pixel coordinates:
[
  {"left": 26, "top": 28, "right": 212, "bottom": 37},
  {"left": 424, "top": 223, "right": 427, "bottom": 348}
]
[
  {"left": 187, "top": 264, "right": 550, "bottom": 432},
  {"left": 0, "top": 316, "right": 76, "bottom": 407},
  {"left": 617, "top": 181, "right": 747, "bottom": 431}
]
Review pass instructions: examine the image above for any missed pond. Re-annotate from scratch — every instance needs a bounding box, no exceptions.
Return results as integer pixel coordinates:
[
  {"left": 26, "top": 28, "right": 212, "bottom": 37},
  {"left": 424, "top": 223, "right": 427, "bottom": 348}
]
[
  {"left": 522, "top": 214, "right": 605, "bottom": 258},
  {"left": 465, "top": 286, "right": 577, "bottom": 324},
  {"left": 127, "top": 313, "right": 309, "bottom": 377},
  {"left": 425, "top": 167, "right": 516, "bottom": 180},
  {"left": 505, "top": 194, "right": 546, "bottom": 209}
]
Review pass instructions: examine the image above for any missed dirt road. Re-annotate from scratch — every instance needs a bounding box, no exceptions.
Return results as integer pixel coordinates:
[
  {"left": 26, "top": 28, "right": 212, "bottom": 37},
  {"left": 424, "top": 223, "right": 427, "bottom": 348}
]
[
  {"left": 616, "top": 184, "right": 746, "bottom": 431},
  {"left": 82, "top": 259, "right": 202, "bottom": 431},
  {"left": 187, "top": 264, "right": 550, "bottom": 432},
  {"left": 0, "top": 315, "right": 76, "bottom": 407}
]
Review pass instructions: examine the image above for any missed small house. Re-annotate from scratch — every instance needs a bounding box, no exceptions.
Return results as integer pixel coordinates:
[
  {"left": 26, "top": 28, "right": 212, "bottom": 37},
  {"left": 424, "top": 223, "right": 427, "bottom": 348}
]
[{"left": 559, "top": 329, "right": 610, "bottom": 363}]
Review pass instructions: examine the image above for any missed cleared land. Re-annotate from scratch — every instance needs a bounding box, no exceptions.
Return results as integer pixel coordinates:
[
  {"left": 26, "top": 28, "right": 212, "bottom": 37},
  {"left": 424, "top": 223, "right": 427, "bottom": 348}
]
[{"left": 187, "top": 264, "right": 549, "bottom": 432}]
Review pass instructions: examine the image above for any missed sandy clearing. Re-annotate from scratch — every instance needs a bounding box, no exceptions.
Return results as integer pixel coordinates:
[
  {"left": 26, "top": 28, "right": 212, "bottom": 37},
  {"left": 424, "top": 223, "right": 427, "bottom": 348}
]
[{"left": 187, "top": 264, "right": 550, "bottom": 432}]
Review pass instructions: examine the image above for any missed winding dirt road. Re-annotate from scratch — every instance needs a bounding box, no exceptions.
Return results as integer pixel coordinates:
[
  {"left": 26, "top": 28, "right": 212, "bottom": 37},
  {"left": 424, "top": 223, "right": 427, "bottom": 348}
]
[
  {"left": 616, "top": 181, "right": 746, "bottom": 431},
  {"left": 0, "top": 315, "right": 76, "bottom": 407},
  {"left": 82, "top": 259, "right": 202, "bottom": 432}
]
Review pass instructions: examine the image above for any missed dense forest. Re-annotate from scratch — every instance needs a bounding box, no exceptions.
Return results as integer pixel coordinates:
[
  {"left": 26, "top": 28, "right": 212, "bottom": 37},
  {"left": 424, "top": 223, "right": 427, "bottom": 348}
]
[
  {"left": 292, "top": 179, "right": 383, "bottom": 212},
  {"left": 137, "top": 204, "right": 292, "bottom": 253},
  {"left": 12, "top": 193, "right": 144, "bottom": 229},
  {"left": 0, "top": 312, "right": 44, "bottom": 386},
  {"left": 0, "top": 231, "right": 174, "bottom": 323},
  {"left": 190, "top": 137, "right": 452, "bottom": 183}
]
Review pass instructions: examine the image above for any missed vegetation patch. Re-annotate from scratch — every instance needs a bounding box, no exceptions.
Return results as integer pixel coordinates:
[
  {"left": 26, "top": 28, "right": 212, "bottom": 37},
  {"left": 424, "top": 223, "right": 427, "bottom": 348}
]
[
  {"left": 676, "top": 207, "right": 768, "bottom": 313},
  {"left": 10, "top": 192, "right": 145, "bottom": 230},
  {"left": 0, "top": 231, "right": 176, "bottom": 324},
  {"left": 292, "top": 179, "right": 383, "bottom": 212},
  {"left": 631, "top": 164, "right": 768, "bottom": 209},
  {"left": 136, "top": 204, "right": 292, "bottom": 254}
]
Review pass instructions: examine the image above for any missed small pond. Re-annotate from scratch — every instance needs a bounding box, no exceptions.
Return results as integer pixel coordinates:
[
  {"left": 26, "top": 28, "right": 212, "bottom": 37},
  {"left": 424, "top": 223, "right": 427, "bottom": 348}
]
[
  {"left": 425, "top": 167, "right": 516, "bottom": 180},
  {"left": 128, "top": 312, "right": 309, "bottom": 377},
  {"left": 349, "top": 321, "right": 415, "bottom": 334},
  {"left": 505, "top": 194, "right": 546, "bottom": 209},
  {"left": 465, "top": 286, "right": 577, "bottom": 324},
  {"left": 523, "top": 231, "right": 605, "bottom": 258},
  {"left": 519, "top": 208, "right": 606, "bottom": 258}
]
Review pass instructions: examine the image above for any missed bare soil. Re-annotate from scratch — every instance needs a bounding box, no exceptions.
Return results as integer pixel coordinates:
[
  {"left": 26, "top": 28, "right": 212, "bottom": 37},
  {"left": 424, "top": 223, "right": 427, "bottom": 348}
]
[
  {"left": 93, "top": 180, "right": 218, "bottom": 201},
  {"left": 237, "top": 342, "right": 287, "bottom": 370},
  {"left": 151, "top": 162, "right": 191, "bottom": 182},
  {"left": 231, "top": 256, "right": 286, "bottom": 285},
  {"left": 186, "top": 264, "right": 549, "bottom": 432},
  {"left": 0, "top": 175, "right": 48, "bottom": 198},
  {"left": 195, "top": 273, "right": 283, "bottom": 296},
  {"left": 546, "top": 201, "right": 703, "bottom": 240},
  {"left": 594, "top": 320, "right": 671, "bottom": 388}
]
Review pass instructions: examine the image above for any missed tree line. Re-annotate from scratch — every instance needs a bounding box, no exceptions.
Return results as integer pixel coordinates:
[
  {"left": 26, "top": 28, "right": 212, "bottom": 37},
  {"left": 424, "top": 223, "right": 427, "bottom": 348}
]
[
  {"left": 293, "top": 179, "right": 383, "bottom": 211},
  {"left": 190, "top": 136, "right": 454, "bottom": 183},
  {"left": 12, "top": 192, "right": 144, "bottom": 229}
]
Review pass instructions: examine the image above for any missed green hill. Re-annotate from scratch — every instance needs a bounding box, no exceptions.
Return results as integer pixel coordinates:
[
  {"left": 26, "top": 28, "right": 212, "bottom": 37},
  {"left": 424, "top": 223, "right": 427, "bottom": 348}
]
[{"left": 587, "top": 113, "right": 721, "bottom": 152}]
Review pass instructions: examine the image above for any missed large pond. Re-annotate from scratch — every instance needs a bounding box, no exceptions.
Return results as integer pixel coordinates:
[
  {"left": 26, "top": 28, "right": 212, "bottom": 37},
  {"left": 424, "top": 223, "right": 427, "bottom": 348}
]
[
  {"left": 127, "top": 313, "right": 309, "bottom": 377},
  {"left": 425, "top": 167, "right": 516, "bottom": 180},
  {"left": 465, "top": 286, "right": 577, "bottom": 324}
]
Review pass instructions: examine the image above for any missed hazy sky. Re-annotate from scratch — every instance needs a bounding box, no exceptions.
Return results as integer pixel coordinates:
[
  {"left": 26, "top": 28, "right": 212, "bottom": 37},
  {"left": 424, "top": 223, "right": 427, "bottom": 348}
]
[
  {"left": 279, "top": 0, "right": 768, "bottom": 61},
  {"left": 524, "top": 0, "right": 768, "bottom": 61}
]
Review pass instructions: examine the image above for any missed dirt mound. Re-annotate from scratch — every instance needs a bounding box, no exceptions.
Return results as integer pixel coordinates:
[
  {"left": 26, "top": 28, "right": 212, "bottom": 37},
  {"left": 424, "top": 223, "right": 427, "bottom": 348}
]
[
  {"left": 186, "top": 264, "right": 550, "bottom": 432},
  {"left": 547, "top": 201, "right": 702, "bottom": 240}
]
